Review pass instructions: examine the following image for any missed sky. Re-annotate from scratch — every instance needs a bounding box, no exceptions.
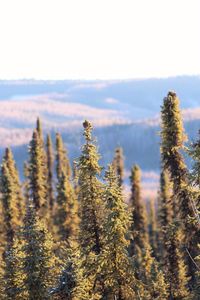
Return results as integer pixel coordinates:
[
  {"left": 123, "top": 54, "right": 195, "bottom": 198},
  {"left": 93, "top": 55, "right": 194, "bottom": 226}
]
[{"left": 0, "top": 0, "right": 199, "bottom": 80}]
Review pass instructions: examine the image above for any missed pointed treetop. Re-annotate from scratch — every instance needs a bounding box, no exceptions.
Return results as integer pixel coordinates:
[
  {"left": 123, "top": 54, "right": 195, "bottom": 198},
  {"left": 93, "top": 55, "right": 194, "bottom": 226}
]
[
  {"left": 130, "top": 164, "right": 141, "bottom": 182},
  {"left": 167, "top": 90, "right": 177, "bottom": 98},
  {"left": 161, "top": 90, "right": 187, "bottom": 151},
  {"left": 36, "top": 117, "right": 43, "bottom": 139},
  {"left": 4, "top": 147, "right": 13, "bottom": 160},
  {"left": 83, "top": 120, "right": 93, "bottom": 141}
]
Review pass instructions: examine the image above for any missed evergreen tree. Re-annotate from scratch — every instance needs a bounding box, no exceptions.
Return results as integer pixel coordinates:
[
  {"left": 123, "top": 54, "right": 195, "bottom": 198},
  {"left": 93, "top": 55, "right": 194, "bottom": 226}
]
[
  {"left": 161, "top": 91, "right": 198, "bottom": 283},
  {"left": 0, "top": 161, "right": 21, "bottom": 245},
  {"left": 28, "top": 130, "right": 47, "bottom": 213},
  {"left": 148, "top": 199, "right": 158, "bottom": 259},
  {"left": 188, "top": 132, "right": 200, "bottom": 227},
  {"left": 1, "top": 238, "right": 23, "bottom": 300},
  {"left": 0, "top": 158, "right": 23, "bottom": 299},
  {"left": 46, "top": 134, "right": 54, "bottom": 211},
  {"left": 77, "top": 120, "right": 104, "bottom": 297},
  {"left": 165, "top": 221, "right": 190, "bottom": 299},
  {"left": 140, "top": 243, "right": 168, "bottom": 300},
  {"left": 157, "top": 169, "right": 173, "bottom": 264},
  {"left": 55, "top": 171, "right": 79, "bottom": 242},
  {"left": 56, "top": 133, "right": 71, "bottom": 179},
  {"left": 36, "top": 117, "right": 43, "bottom": 141},
  {"left": 3, "top": 148, "right": 24, "bottom": 221},
  {"left": 23, "top": 161, "right": 29, "bottom": 207},
  {"left": 158, "top": 169, "right": 172, "bottom": 231},
  {"left": 113, "top": 147, "right": 124, "bottom": 186},
  {"left": 99, "top": 164, "right": 138, "bottom": 300},
  {"left": 188, "top": 132, "right": 200, "bottom": 295},
  {"left": 50, "top": 243, "right": 77, "bottom": 300},
  {"left": 19, "top": 201, "right": 57, "bottom": 300},
  {"left": 129, "top": 164, "right": 148, "bottom": 257}
]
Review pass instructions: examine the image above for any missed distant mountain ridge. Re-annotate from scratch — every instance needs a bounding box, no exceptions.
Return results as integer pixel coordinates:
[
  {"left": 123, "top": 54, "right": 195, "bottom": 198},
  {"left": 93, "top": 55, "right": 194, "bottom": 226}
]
[{"left": 0, "top": 75, "right": 200, "bottom": 179}]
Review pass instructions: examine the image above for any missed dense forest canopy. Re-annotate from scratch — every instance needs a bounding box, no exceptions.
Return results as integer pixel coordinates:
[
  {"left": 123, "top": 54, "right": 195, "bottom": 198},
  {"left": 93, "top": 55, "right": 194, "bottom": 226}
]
[{"left": 0, "top": 91, "right": 199, "bottom": 299}]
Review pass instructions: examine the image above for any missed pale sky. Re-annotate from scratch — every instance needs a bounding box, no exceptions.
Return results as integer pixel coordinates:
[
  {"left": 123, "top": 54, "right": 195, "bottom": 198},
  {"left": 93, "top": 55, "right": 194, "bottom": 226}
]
[{"left": 0, "top": 0, "right": 199, "bottom": 80}]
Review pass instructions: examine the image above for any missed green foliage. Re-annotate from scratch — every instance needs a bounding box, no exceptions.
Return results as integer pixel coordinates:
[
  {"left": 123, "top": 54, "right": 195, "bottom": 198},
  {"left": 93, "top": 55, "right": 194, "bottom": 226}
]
[
  {"left": 113, "top": 147, "right": 124, "bottom": 186},
  {"left": 99, "top": 164, "right": 137, "bottom": 299},
  {"left": 18, "top": 201, "right": 57, "bottom": 300},
  {"left": 129, "top": 165, "right": 148, "bottom": 257},
  {"left": 28, "top": 130, "right": 47, "bottom": 213},
  {"left": 161, "top": 91, "right": 198, "bottom": 284},
  {"left": 166, "top": 221, "right": 190, "bottom": 299},
  {"left": 157, "top": 169, "right": 173, "bottom": 264},
  {"left": 140, "top": 244, "right": 168, "bottom": 300},
  {"left": 0, "top": 108, "right": 199, "bottom": 300},
  {"left": 55, "top": 171, "right": 79, "bottom": 242},
  {"left": 78, "top": 120, "right": 103, "bottom": 256},
  {"left": 3, "top": 148, "right": 24, "bottom": 221},
  {"left": 0, "top": 160, "right": 21, "bottom": 245},
  {"left": 77, "top": 120, "right": 104, "bottom": 297},
  {"left": 46, "top": 134, "right": 54, "bottom": 211},
  {"left": 56, "top": 133, "right": 71, "bottom": 179},
  {"left": 148, "top": 199, "right": 158, "bottom": 259}
]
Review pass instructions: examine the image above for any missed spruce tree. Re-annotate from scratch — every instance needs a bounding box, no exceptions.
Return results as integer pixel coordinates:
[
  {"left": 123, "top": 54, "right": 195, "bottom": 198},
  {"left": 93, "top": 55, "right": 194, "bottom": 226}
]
[
  {"left": 165, "top": 221, "right": 190, "bottom": 299},
  {"left": 161, "top": 91, "right": 198, "bottom": 283},
  {"left": 188, "top": 132, "right": 200, "bottom": 294},
  {"left": 148, "top": 199, "right": 158, "bottom": 259},
  {"left": 188, "top": 132, "right": 200, "bottom": 226},
  {"left": 28, "top": 130, "right": 47, "bottom": 213},
  {"left": 113, "top": 147, "right": 124, "bottom": 186},
  {"left": 157, "top": 169, "right": 173, "bottom": 264},
  {"left": 55, "top": 171, "right": 79, "bottom": 242},
  {"left": 129, "top": 164, "right": 148, "bottom": 257},
  {"left": 36, "top": 117, "right": 43, "bottom": 141},
  {"left": 140, "top": 243, "right": 168, "bottom": 300},
  {"left": 158, "top": 169, "right": 172, "bottom": 231},
  {"left": 56, "top": 133, "right": 71, "bottom": 179},
  {"left": 46, "top": 134, "right": 54, "bottom": 211},
  {"left": 0, "top": 159, "right": 23, "bottom": 299},
  {"left": 77, "top": 120, "right": 104, "bottom": 297},
  {"left": 50, "top": 243, "right": 77, "bottom": 300},
  {"left": 3, "top": 148, "right": 24, "bottom": 221},
  {"left": 19, "top": 201, "right": 57, "bottom": 300},
  {"left": 1, "top": 238, "right": 23, "bottom": 300},
  {"left": 0, "top": 161, "right": 21, "bottom": 245},
  {"left": 99, "top": 164, "right": 138, "bottom": 300}
]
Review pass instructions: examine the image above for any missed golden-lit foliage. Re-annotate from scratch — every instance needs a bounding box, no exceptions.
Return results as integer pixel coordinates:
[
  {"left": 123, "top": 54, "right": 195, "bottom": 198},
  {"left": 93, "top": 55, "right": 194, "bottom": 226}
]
[{"left": 0, "top": 91, "right": 199, "bottom": 299}]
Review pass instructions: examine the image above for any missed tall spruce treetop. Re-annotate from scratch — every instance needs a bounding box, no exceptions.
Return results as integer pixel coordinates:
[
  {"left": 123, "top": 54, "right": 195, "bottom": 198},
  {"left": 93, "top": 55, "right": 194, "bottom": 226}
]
[
  {"left": 160, "top": 91, "right": 188, "bottom": 201},
  {"left": 129, "top": 164, "right": 148, "bottom": 256},
  {"left": 28, "top": 130, "right": 47, "bottom": 211},
  {"left": 3, "top": 147, "right": 24, "bottom": 220},
  {"left": 36, "top": 117, "right": 43, "bottom": 141},
  {"left": 46, "top": 134, "right": 54, "bottom": 210},
  {"left": 160, "top": 91, "right": 195, "bottom": 224},
  {"left": 113, "top": 147, "right": 124, "bottom": 186},
  {"left": 78, "top": 120, "right": 103, "bottom": 256},
  {"left": 161, "top": 91, "right": 198, "bottom": 285},
  {"left": 100, "top": 164, "right": 137, "bottom": 299},
  {"left": 56, "top": 133, "right": 71, "bottom": 179},
  {"left": 0, "top": 161, "right": 21, "bottom": 245}
]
